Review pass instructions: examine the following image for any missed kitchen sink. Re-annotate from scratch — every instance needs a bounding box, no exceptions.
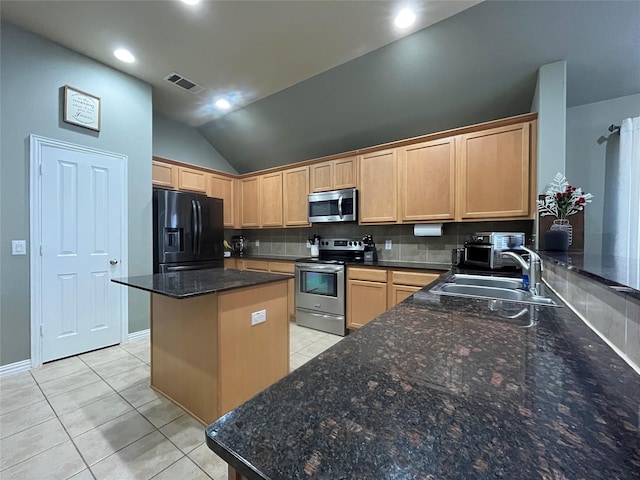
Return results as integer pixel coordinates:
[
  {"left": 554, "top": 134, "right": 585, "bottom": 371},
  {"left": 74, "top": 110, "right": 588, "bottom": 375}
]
[
  {"left": 448, "top": 274, "right": 523, "bottom": 290},
  {"left": 429, "top": 275, "right": 560, "bottom": 307}
]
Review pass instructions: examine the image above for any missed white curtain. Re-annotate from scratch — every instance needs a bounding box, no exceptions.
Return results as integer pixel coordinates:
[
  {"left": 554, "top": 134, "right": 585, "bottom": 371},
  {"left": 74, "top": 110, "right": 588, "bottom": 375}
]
[{"left": 604, "top": 116, "right": 640, "bottom": 286}]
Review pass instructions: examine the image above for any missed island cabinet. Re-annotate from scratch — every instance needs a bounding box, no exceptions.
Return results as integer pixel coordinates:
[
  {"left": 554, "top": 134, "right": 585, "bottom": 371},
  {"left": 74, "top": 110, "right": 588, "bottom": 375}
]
[
  {"left": 309, "top": 156, "right": 356, "bottom": 192},
  {"left": 399, "top": 137, "right": 456, "bottom": 222},
  {"left": 282, "top": 166, "right": 310, "bottom": 226},
  {"left": 358, "top": 148, "right": 398, "bottom": 224},
  {"left": 150, "top": 280, "right": 289, "bottom": 426},
  {"left": 208, "top": 173, "right": 236, "bottom": 228},
  {"left": 347, "top": 267, "right": 388, "bottom": 329},
  {"left": 457, "top": 122, "right": 531, "bottom": 219}
]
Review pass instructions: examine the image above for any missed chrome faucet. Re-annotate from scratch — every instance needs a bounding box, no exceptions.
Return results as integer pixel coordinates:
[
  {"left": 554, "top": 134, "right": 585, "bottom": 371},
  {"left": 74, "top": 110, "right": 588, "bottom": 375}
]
[{"left": 500, "top": 247, "right": 544, "bottom": 296}]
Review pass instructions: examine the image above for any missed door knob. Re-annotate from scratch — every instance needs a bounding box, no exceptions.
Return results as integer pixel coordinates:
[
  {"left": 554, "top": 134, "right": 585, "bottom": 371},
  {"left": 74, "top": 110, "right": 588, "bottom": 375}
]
[{"left": 110, "top": 259, "right": 118, "bottom": 265}]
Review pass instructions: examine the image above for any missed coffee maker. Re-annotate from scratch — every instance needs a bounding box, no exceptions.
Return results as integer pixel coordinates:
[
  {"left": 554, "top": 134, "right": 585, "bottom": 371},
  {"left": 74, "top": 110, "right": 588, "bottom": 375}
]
[
  {"left": 363, "top": 234, "right": 378, "bottom": 262},
  {"left": 232, "top": 235, "right": 247, "bottom": 257}
]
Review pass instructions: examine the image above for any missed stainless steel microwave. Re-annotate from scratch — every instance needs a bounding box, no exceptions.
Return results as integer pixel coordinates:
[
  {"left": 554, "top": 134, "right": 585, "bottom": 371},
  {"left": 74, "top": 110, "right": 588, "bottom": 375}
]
[{"left": 308, "top": 188, "right": 357, "bottom": 223}]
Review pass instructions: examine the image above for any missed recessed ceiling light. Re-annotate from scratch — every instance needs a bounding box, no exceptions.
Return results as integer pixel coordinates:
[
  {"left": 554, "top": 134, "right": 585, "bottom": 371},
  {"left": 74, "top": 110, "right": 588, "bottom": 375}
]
[
  {"left": 180, "top": 0, "right": 200, "bottom": 5},
  {"left": 394, "top": 8, "right": 416, "bottom": 28},
  {"left": 114, "top": 48, "right": 135, "bottom": 63},
  {"left": 215, "top": 98, "right": 231, "bottom": 110}
]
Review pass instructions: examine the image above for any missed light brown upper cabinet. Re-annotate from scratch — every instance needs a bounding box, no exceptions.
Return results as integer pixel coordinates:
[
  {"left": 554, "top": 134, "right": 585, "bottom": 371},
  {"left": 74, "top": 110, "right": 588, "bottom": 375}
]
[
  {"left": 358, "top": 149, "right": 398, "bottom": 224},
  {"left": 457, "top": 122, "right": 531, "bottom": 220},
  {"left": 152, "top": 160, "right": 178, "bottom": 189},
  {"left": 399, "top": 137, "right": 456, "bottom": 222},
  {"left": 240, "top": 177, "right": 260, "bottom": 227},
  {"left": 309, "top": 156, "right": 356, "bottom": 192},
  {"left": 177, "top": 166, "right": 208, "bottom": 194},
  {"left": 208, "top": 173, "right": 236, "bottom": 228},
  {"left": 259, "top": 172, "right": 283, "bottom": 227},
  {"left": 283, "top": 166, "right": 310, "bottom": 227}
]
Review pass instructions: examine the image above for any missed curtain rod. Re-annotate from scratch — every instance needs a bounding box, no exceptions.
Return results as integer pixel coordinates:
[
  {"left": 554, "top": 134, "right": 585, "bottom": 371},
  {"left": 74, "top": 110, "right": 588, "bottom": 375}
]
[{"left": 608, "top": 124, "right": 621, "bottom": 134}]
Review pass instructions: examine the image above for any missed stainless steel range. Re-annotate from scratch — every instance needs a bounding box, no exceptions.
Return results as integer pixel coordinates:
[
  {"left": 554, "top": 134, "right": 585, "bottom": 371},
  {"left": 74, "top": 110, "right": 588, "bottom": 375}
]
[{"left": 295, "top": 238, "right": 365, "bottom": 336}]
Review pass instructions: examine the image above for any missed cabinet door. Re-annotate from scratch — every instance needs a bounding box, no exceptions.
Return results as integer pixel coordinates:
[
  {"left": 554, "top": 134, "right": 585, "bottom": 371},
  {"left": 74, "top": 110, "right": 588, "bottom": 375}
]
[
  {"left": 333, "top": 156, "right": 356, "bottom": 190},
  {"left": 152, "top": 161, "right": 177, "bottom": 189},
  {"left": 244, "top": 259, "right": 269, "bottom": 271},
  {"left": 347, "top": 280, "right": 388, "bottom": 329},
  {"left": 260, "top": 172, "right": 283, "bottom": 227},
  {"left": 224, "top": 258, "right": 237, "bottom": 269},
  {"left": 283, "top": 167, "right": 310, "bottom": 226},
  {"left": 400, "top": 138, "right": 456, "bottom": 222},
  {"left": 178, "top": 167, "right": 207, "bottom": 193},
  {"left": 209, "top": 174, "right": 235, "bottom": 228},
  {"left": 388, "top": 285, "right": 422, "bottom": 308},
  {"left": 458, "top": 123, "right": 530, "bottom": 219},
  {"left": 309, "top": 162, "right": 333, "bottom": 193},
  {"left": 358, "top": 149, "right": 398, "bottom": 224},
  {"left": 241, "top": 177, "right": 260, "bottom": 227}
]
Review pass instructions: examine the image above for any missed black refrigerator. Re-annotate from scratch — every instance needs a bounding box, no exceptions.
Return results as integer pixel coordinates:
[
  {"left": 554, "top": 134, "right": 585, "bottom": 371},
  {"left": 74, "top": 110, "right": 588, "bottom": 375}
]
[{"left": 153, "top": 188, "right": 224, "bottom": 273}]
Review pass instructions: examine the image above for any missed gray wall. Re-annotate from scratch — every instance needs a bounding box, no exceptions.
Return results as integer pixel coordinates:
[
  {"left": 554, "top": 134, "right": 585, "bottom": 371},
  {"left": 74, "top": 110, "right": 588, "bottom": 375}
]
[
  {"left": 0, "top": 21, "right": 153, "bottom": 366},
  {"left": 566, "top": 93, "right": 640, "bottom": 257},
  {"left": 153, "top": 115, "right": 237, "bottom": 174}
]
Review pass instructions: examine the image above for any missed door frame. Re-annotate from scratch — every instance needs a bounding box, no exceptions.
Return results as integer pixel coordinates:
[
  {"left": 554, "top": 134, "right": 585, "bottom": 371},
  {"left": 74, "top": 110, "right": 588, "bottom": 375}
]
[{"left": 29, "top": 134, "right": 129, "bottom": 368}]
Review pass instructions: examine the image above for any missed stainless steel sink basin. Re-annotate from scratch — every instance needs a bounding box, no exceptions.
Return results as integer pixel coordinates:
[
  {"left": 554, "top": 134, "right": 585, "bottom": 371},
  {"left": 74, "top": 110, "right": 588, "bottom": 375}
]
[
  {"left": 429, "top": 277, "right": 560, "bottom": 307},
  {"left": 448, "top": 274, "right": 523, "bottom": 290}
]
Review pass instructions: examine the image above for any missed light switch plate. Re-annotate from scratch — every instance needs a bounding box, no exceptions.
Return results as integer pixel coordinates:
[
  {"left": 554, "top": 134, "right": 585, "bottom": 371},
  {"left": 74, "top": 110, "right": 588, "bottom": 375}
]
[
  {"left": 12, "top": 240, "right": 26, "bottom": 255},
  {"left": 385, "top": 240, "right": 392, "bottom": 250},
  {"left": 251, "top": 309, "right": 266, "bottom": 326},
  {"left": 255, "top": 240, "right": 260, "bottom": 247}
]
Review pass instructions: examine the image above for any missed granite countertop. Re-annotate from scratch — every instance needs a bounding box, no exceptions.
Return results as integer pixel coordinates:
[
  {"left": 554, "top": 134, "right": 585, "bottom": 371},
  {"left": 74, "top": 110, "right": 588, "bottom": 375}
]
[
  {"left": 232, "top": 254, "right": 450, "bottom": 272},
  {"left": 206, "top": 272, "right": 640, "bottom": 479},
  {"left": 112, "top": 268, "right": 292, "bottom": 299},
  {"left": 541, "top": 251, "right": 640, "bottom": 300}
]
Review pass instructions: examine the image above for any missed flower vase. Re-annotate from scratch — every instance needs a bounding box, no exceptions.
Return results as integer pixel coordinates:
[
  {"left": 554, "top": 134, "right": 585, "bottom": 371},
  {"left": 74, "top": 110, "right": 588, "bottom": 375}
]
[{"left": 550, "top": 218, "right": 573, "bottom": 246}]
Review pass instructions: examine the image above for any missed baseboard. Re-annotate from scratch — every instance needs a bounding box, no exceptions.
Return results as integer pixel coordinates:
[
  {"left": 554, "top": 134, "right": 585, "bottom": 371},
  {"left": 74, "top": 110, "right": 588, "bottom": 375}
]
[
  {"left": 128, "top": 329, "right": 150, "bottom": 342},
  {"left": 0, "top": 359, "right": 32, "bottom": 378}
]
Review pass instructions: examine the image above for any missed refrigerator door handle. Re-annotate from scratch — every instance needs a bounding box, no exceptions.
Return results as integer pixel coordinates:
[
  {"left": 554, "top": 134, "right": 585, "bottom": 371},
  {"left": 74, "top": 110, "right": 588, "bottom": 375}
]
[
  {"left": 196, "top": 200, "right": 203, "bottom": 255},
  {"left": 191, "top": 199, "right": 198, "bottom": 254}
]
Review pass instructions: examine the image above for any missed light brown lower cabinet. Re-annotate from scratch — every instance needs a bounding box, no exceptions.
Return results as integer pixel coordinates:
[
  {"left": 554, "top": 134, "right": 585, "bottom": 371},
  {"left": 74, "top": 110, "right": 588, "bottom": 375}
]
[
  {"left": 348, "top": 267, "right": 443, "bottom": 329},
  {"left": 150, "top": 280, "right": 289, "bottom": 426},
  {"left": 347, "top": 267, "right": 388, "bottom": 330}
]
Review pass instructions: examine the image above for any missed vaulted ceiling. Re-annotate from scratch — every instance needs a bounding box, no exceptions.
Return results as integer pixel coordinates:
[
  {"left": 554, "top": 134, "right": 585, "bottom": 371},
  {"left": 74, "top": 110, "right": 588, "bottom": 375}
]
[{"left": 2, "top": 1, "right": 639, "bottom": 173}]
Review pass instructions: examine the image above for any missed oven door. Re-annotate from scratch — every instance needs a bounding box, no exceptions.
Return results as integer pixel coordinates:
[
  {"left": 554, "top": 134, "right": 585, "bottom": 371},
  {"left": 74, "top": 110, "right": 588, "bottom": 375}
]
[
  {"left": 295, "top": 263, "right": 345, "bottom": 316},
  {"left": 463, "top": 244, "right": 493, "bottom": 268}
]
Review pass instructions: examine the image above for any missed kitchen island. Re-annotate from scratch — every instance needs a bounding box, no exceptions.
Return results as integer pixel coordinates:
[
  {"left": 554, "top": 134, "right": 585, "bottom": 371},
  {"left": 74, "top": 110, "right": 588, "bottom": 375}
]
[
  {"left": 205, "top": 269, "right": 640, "bottom": 479},
  {"left": 113, "top": 268, "right": 292, "bottom": 425}
]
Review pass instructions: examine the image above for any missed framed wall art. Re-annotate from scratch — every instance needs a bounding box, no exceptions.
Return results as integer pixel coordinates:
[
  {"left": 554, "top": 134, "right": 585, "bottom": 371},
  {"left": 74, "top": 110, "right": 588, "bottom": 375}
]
[{"left": 63, "top": 85, "right": 101, "bottom": 131}]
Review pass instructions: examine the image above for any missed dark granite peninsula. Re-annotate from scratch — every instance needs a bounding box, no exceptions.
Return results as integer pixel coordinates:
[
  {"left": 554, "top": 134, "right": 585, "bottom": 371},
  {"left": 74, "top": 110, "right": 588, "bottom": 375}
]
[
  {"left": 206, "top": 274, "right": 640, "bottom": 479},
  {"left": 114, "top": 268, "right": 293, "bottom": 425}
]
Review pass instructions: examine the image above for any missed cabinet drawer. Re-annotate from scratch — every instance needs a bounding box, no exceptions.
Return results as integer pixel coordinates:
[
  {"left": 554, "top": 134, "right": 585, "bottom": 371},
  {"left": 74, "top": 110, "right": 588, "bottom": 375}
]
[
  {"left": 348, "top": 267, "right": 387, "bottom": 283},
  {"left": 268, "top": 261, "right": 295, "bottom": 274},
  {"left": 244, "top": 259, "right": 269, "bottom": 271},
  {"left": 390, "top": 271, "right": 440, "bottom": 287}
]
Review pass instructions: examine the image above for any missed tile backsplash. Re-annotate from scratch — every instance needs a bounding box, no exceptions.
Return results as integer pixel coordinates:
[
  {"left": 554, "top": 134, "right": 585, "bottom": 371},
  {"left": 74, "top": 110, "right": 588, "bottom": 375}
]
[{"left": 226, "top": 220, "right": 534, "bottom": 263}]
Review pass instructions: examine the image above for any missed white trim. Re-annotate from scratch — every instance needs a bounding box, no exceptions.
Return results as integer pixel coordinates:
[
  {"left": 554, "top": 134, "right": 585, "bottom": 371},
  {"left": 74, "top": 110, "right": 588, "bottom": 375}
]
[
  {"left": 29, "top": 135, "right": 129, "bottom": 368},
  {"left": 0, "top": 360, "right": 32, "bottom": 378},
  {"left": 127, "top": 329, "right": 150, "bottom": 342}
]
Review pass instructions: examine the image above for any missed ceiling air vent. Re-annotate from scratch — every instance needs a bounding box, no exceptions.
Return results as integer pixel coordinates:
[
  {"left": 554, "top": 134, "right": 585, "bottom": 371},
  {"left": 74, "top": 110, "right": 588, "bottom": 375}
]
[{"left": 164, "top": 72, "right": 205, "bottom": 95}]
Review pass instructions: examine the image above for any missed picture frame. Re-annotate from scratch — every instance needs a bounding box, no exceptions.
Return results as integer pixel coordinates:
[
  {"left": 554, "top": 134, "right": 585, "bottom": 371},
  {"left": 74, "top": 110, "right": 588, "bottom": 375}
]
[{"left": 63, "top": 85, "right": 101, "bottom": 131}]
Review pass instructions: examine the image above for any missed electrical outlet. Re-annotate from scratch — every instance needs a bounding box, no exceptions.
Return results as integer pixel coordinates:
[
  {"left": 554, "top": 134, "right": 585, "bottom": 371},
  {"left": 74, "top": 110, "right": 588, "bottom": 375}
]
[
  {"left": 255, "top": 240, "right": 260, "bottom": 247},
  {"left": 251, "top": 309, "right": 266, "bottom": 326},
  {"left": 12, "top": 240, "right": 26, "bottom": 255},
  {"left": 306, "top": 240, "right": 311, "bottom": 248},
  {"left": 385, "top": 239, "right": 392, "bottom": 250}
]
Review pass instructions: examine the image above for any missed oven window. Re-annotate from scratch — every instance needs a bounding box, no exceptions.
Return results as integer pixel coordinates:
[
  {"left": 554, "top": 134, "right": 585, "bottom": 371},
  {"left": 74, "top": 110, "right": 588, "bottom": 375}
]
[{"left": 300, "top": 271, "right": 337, "bottom": 297}]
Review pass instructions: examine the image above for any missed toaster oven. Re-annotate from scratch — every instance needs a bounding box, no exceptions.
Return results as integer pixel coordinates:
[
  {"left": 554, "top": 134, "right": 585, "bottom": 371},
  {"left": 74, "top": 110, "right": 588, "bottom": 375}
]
[{"left": 463, "top": 232, "right": 526, "bottom": 269}]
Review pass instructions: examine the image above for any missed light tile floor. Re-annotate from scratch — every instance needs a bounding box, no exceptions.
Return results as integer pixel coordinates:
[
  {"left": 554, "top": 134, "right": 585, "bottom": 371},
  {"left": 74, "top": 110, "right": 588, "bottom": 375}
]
[{"left": 0, "top": 322, "right": 341, "bottom": 480}]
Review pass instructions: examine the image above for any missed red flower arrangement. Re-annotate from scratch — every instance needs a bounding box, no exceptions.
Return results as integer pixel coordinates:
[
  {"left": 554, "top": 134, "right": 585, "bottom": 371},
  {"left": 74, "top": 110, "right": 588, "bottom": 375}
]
[{"left": 537, "top": 173, "right": 593, "bottom": 219}]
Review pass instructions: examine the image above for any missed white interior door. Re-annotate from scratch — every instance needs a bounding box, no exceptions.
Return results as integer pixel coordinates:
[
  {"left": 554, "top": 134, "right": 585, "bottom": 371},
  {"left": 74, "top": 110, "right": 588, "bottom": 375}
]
[{"left": 36, "top": 138, "right": 126, "bottom": 362}]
